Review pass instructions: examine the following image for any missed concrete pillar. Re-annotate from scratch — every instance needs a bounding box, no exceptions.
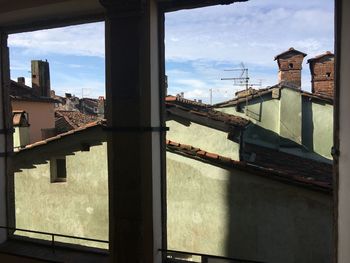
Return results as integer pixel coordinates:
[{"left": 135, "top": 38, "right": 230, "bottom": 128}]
[
  {"left": 102, "top": 0, "right": 163, "bottom": 262},
  {"left": 0, "top": 32, "right": 11, "bottom": 244},
  {"left": 337, "top": 0, "right": 350, "bottom": 262}
]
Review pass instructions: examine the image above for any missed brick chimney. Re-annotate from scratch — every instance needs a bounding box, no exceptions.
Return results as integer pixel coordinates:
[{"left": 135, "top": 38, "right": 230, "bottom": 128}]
[
  {"left": 31, "top": 60, "right": 51, "bottom": 97},
  {"left": 307, "top": 51, "right": 335, "bottom": 97},
  {"left": 97, "top": 96, "right": 105, "bottom": 118},
  {"left": 17, "top": 77, "right": 25, "bottom": 85},
  {"left": 274, "top": 47, "right": 307, "bottom": 88},
  {"left": 13, "top": 110, "right": 30, "bottom": 149}
]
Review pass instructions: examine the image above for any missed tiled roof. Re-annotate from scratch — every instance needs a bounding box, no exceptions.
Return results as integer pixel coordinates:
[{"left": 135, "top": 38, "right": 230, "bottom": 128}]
[
  {"left": 243, "top": 143, "right": 332, "bottom": 182},
  {"left": 55, "top": 110, "right": 100, "bottom": 131},
  {"left": 10, "top": 80, "right": 57, "bottom": 103},
  {"left": 166, "top": 96, "right": 250, "bottom": 129},
  {"left": 17, "top": 120, "right": 106, "bottom": 152},
  {"left": 213, "top": 83, "right": 333, "bottom": 108},
  {"left": 14, "top": 118, "right": 331, "bottom": 192},
  {"left": 274, "top": 47, "right": 307, "bottom": 60},
  {"left": 307, "top": 51, "right": 334, "bottom": 63},
  {"left": 166, "top": 95, "right": 209, "bottom": 109},
  {"left": 167, "top": 140, "right": 332, "bottom": 192},
  {"left": 81, "top": 98, "right": 98, "bottom": 106}
]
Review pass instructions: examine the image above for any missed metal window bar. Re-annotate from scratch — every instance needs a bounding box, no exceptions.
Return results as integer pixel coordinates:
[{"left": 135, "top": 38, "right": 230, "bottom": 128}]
[
  {"left": 0, "top": 225, "right": 109, "bottom": 253},
  {"left": 160, "top": 249, "right": 267, "bottom": 263}
]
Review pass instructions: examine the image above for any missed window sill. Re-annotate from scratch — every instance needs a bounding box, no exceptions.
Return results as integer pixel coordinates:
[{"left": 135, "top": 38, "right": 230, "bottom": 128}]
[{"left": 0, "top": 237, "right": 109, "bottom": 263}]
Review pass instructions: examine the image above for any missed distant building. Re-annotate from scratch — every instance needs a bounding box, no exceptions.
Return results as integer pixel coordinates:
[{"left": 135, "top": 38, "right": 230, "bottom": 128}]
[
  {"left": 10, "top": 60, "right": 57, "bottom": 143},
  {"left": 55, "top": 110, "right": 99, "bottom": 134},
  {"left": 214, "top": 48, "right": 334, "bottom": 164},
  {"left": 10, "top": 49, "right": 335, "bottom": 263},
  {"left": 12, "top": 109, "right": 332, "bottom": 262}
]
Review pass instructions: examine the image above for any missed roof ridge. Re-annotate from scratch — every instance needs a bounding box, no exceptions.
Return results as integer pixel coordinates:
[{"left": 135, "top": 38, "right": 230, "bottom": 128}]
[{"left": 166, "top": 139, "right": 331, "bottom": 192}]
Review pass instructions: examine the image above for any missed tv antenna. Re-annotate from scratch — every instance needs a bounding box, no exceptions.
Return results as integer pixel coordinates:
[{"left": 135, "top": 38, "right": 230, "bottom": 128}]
[
  {"left": 221, "top": 62, "right": 262, "bottom": 92},
  {"left": 220, "top": 62, "right": 262, "bottom": 114}
]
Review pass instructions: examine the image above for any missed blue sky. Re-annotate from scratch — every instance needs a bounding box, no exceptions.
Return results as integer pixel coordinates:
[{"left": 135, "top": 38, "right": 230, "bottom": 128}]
[{"left": 9, "top": 0, "right": 334, "bottom": 103}]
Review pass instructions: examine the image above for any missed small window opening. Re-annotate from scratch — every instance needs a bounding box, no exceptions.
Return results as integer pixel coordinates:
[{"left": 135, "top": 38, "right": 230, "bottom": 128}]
[
  {"left": 288, "top": 63, "right": 294, "bottom": 69},
  {"left": 50, "top": 157, "right": 67, "bottom": 183},
  {"left": 326, "top": 72, "right": 331, "bottom": 78}
]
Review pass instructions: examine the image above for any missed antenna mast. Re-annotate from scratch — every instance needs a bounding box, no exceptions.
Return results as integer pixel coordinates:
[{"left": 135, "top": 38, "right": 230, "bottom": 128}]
[
  {"left": 221, "top": 62, "right": 262, "bottom": 114},
  {"left": 221, "top": 62, "right": 261, "bottom": 91}
]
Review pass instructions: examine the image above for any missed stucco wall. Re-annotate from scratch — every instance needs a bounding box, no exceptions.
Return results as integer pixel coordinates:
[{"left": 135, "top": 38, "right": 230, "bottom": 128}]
[
  {"left": 167, "top": 120, "right": 240, "bottom": 160},
  {"left": 11, "top": 100, "right": 55, "bottom": 144},
  {"left": 13, "top": 127, "right": 30, "bottom": 149},
  {"left": 279, "top": 88, "right": 302, "bottom": 144},
  {"left": 215, "top": 97, "right": 280, "bottom": 134},
  {"left": 14, "top": 142, "right": 109, "bottom": 249},
  {"left": 311, "top": 101, "right": 333, "bottom": 159},
  {"left": 167, "top": 152, "right": 332, "bottom": 263},
  {"left": 216, "top": 90, "right": 333, "bottom": 162}
]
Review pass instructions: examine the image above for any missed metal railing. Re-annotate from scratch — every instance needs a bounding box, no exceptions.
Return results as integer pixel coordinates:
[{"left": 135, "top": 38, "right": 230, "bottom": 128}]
[
  {"left": 161, "top": 249, "right": 267, "bottom": 263},
  {"left": 0, "top": 225, "right": 109, "bottom": 253}
]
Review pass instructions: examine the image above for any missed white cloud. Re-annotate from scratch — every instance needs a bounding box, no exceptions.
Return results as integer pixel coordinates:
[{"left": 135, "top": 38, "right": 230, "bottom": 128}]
[
  {"left": 165, "top": 0, "right": 334, "bottom": 63},
  {"left": 8, "top": 22, "right": 105, "bottom": 58},
  {"left": 50, "top": 71, "right": 105, "bottom": 98},
  {"left": 7, "top": 1, "right": 333, "bottom": 104},
  {"left": 165, "top": 0, "right": 334, "bottom": 102}
]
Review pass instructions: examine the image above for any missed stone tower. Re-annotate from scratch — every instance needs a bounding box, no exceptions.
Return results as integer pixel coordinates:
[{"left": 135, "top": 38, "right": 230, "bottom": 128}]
[{"left": 31, "top": 60, "right": 51, "bottom": 97}]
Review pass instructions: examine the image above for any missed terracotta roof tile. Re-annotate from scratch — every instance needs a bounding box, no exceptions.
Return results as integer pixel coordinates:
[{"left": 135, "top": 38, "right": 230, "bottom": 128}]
[
  {"left": 166, "top": 98, "right": 250, "bottom": 128},
  {"left": 10, "top": 80, "right": 57, "bottom": 103},
  {"left": 166, "top": 140, "right": 332, "bottom": 192},
  {"left": 274, "top": 47, "right": 307, "bottom": 60},
  {"left": 307, "top": 51, "right": 334, "bottom": 63},
  {"left": 243, "top": 143, "right": 333, "bottom": 182},
  {"left": 165, "top": 95, "right": 208, "bottom": 107},
  {"left": 55, "top": 110, "right": 102, "bottom": 135},
  {"left": 214, "top": 84, "right": 333, "bottom": 108},
  {"left": 205, "top": 152, "right": 219, "bottom": 159},
  {"left": 17, "top": 120, "right": 106, "bottom": 152}
]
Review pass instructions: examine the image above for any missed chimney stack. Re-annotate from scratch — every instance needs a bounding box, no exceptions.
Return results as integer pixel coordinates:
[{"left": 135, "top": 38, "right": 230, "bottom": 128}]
[
  {"left": 31, "top": 60, "right": 51, "bottom": 97},
  {"left": 13, "top": 110, "right": 30, "bottom": 149},
  {"left": 165, "top": 75, "right": 168, "bottom": 96},
  {"left": 307, "top": 51, "right": 335, "bottom": 97},
  {"left": 98, "top": 96, "right": 105, "bottom": 118},
  {"left": 274, "top": 47, "right": 307, "bottom": 88},
  {"left": 17, "top": 77, "right": 25, "bottom": 85}
]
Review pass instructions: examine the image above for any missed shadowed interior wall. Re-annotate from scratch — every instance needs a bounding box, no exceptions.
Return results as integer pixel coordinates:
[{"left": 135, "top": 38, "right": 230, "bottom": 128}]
[
  {"left": 14, "top": 142, "right": 108, "bottom": 249},
  {"left": 166, "top": 152, "right": 332, "bottom": 263}
]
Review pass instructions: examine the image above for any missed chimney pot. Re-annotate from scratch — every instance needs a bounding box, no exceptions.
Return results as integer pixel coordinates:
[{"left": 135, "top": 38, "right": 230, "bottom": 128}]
[
  {"left": 275, "top": 48, "right": 307, "bottom": 89},
  {"left": 308, "top": 52, "right": 335, "bottom": 97},
  {"left": 17, "top": 77, "right": 25, "bottom": 85}
]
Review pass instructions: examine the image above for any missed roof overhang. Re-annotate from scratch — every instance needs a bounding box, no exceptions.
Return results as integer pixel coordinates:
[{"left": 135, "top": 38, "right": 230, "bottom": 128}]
[
  {"left": 13, "top": 124, "right": 106, "bottom": 172},
  {"left": 0, "top": 0, "right": 104, "bottom": 33},
  {"left": 0, "top": 0, "right": 248, "bottom": 33},
  {"left": 158, "top": 0, "right": 248, "bottom": 12}
]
